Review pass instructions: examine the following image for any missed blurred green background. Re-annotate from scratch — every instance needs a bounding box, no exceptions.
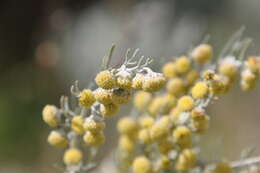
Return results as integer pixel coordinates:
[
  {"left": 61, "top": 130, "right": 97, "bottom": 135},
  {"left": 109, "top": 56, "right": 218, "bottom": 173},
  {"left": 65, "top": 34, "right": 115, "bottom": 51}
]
[{"left": 0, "top": 0, "right": 260, "bottom": 172}]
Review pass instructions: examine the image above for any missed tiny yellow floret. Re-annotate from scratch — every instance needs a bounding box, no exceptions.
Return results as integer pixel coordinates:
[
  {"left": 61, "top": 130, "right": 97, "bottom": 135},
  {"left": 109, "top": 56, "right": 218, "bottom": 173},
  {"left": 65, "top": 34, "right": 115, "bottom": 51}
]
[
  {"left": 191, "top": 44, "right": 213, "bottom": 64},
  {"left": 79, "top": 89, "right": 96, "bottom": 107},
  {"left": 117, "top": 117, "right": 138, "bottom": 136},
  {"left": 162, "top": 62, "right": 177, "bottom": 78},
  {"left": 47, "top": 131, "right": 68, "bottom": 148},
  {"left": 42, "top": 105, "right": 59, "bottom": 127},
  {"left": 71, "top": 116, "right": 85, "bottom": 135},
  {"left": 175, "top": 56, "right": 191, "bottom": 74},
  {"left": 191, "top": 81, "right": 209, "bottom": 99},
  {"left": 63, "top": 148, "right": 83, "bottom": 166},
  {"left": 177, "top": 96, "right": 194, "bottom": 112},
  {"left": 100, "top": 103, "right": 119, "bottom": 117},
  {"left": 83, "top": 131, "right": 105, "bottom": 146},
  {"left": 95, "top": 70, "right": 116, "bottom": 89},
  {"left": 132, "top": 156, "right": 152, "bottom": 173}
]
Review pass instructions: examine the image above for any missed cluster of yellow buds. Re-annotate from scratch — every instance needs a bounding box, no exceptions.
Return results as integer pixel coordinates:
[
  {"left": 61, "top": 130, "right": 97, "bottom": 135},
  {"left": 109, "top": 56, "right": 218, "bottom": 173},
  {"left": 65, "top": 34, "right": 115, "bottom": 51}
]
[
  {"left": 115, "top": 30, "right": 260, "bottom": 173},
  {"left": 42, "top": 29, "right": 260, "bottom": 173},
  {"left": 42, "top": 46, "right": 165, "bottom": 173}
]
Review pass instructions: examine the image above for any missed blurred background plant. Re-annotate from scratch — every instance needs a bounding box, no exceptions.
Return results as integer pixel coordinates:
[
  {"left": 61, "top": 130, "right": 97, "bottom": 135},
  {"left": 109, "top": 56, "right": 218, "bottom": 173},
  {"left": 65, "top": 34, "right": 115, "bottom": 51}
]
[{"left": 0, "top": 0, "right": 260, "bottom": 172}]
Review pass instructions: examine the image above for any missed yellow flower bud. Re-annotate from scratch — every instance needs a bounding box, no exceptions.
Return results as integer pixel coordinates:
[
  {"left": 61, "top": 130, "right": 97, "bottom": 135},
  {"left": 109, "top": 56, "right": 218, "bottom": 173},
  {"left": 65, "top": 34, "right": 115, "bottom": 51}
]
[
  {"left": 117, "top": 76, "right": 133, "bottom": 90},
  {"left": 186, "top": 69, "right": 199, "bottom": 86},
  {"left": 170, "top": 107, "right": 182, "bottom": 123},
  {"left": 148, "top": 97, "right": 165, "bottom": 116},
  {"left": 47, "top": 131, "right": 68, "bottom": 148},
  {"left": 119, "top": 135, "right": 135, "bottom": 153},
  {"left": 191, "top": 44, "right": 213, "bottom": 64},
  {"left": 100, "top": 103, "right": 120, "bottom": 117},
  {"left": 219, "top": 63, "right": 238, "bottom": 79},
  {"left": 214, "top": 162, "right": 232, "bottom": 173},
  {"left": 155, "top": 156, "right": 171, "bottom": 171},
  {"left": 142, "top": 75, "right": 166, "bottom": 92},
  {"left": 42, "top": 105, "right": 59, "bottom": 127},
  {"left": 191, "top": 81, "right": 209, "bottom": 99},
  {"left": 94, "top": 88, "right": 113, "bottom": 104},
  {"left": 95, "top": 70, "right": 116, "bottom": 89},
  {"left": 177, "top": 96, "right": 194, "bottom": 112},
  {"left": 84, "top": 119, "right": 105, "bottom": 133},
  {"left": 71, "top": 116, "right": 84, "bottom": 135},
  {"left": 246, "top": 56, "right": 260, "bottom": 73},
  {"left": 150, "top": 121, "right": 169, "bottom": 141},
  {"left": 167, "top": 78, "right": 185, "bottom": 96},
  {"left": 173, "top": 126, "right": 192, "bottom": 148},
  {"left": 162, "top": 62, "right": 177, "bottom": 78},
  {"left": 132, "top": 156, "right": 152, "bottom": 173},
  {"left": 111, "top": 89, "right": 131, "bottom": 105},
  {"left": 132, "top": 74, "right": 144, "bottom": 90},
  {"left": 175, "top": 56, "right": 191, "bottom": 74},
  {"left": 79, "top": 89, "right": 96, "bottom": 107},
  {"left": 117, "top": 117, "right": 138, "bottom": 136},
  {"left": 175, "top": 149, "right": 196, "bottom": 171},
  {"left": 138, "top": 116, "right": 154, "bottom": 129},
  {"left": 133, "top": 91, "right": 152, "bottom": 111},
  {"left": 83, "top": 131, "right": 105, "bottom": 146},
  {"left": 138, "top": 129, "right": 152, "bottom": 144},
  {"left": 158, "top": 139, "right": 174, "bottom": 154},
  {"left": 63, "top": 148, "right": 83, "bottom": 166}
]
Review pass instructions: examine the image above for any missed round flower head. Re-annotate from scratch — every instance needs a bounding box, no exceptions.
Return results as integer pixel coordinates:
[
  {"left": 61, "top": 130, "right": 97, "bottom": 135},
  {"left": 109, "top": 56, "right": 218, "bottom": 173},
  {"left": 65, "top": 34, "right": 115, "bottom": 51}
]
[
  {"left": 203, "top": 70, "right": 216, "bottom": 81},
  {"left": 186, "top": 69, "right": 199, "bottom": 86},
  {"left": 132, "top": 74, "right": 145, "bottom": 90},
  {"left": 83, "top": 131, "right": 105, "bottom": 146},
  {"left": 147, "top": 96, "right": 165, "bottom": 116},
  {"left": 191, "top": 81, "right": 209, "bottom": 99},
  {"left": 84, "top": 116, "right": 105, "bottom": 133},
  {"left": 71, "top": 116, "right": 85, "bottom": 135},
  {"left": 173, "top": 126, "right": 192, "bottom": 148},
  {"left": 191, "top": 44, "right": 213, "bottom": 64},
  {"left": 79, "top": 89, "right": 96, "bottom": 107},
  {"left": 94, "top": 88, "right": 113, "bottom": 104},
  {"left": 162, "top": 62, "right": 177, "bottom": 78},
  {"left": 142, "top": 73, "right": 166, "bottom": 92},
  {"left": 191, "top": 110, "right": 209, "bottom": 133},
  {"left": 214, "top": 162, "right": 233, "bottom": 173},
  {"left": 167, "top": 78, "right": 185, "bottom": 96},
  {"left": 241, "top": 69, "right": 257, "bottom": 83},
  {"left": 241, "top": 80, "right": 256, "bottom": 91},
  {"left": 117, "top": 117, "right": 138, "bottom": 136},
  {"left": 218, "top": 56, "right": 241, "bottom": 79},
  {"left": 210, "top": 75, "right": 231, "bottom": 94},
  {"left": 175, "top": 149, "right": 196, "bottom": 171},
  {"left": 158, "top": 139, "right": 174, "bottom": 154},
  {"left": 177, "top": 96, "right": 194, "bottom": 112},
  {"left": 132, "top": 156, "right": 152, "bottom": 173},
  {"left": 116, "top": 76, "right": 133, "bottom": 90},
  {"left": 246, "top": 56, "right": 260, "bottom": 73},
  {"left": 170, "top": 107, "right": 183, "bottom": 123},
  {"left": 166, "top": 93, "right": 177, "bottom": 109},
  {"left": 138, "top": 116, "right": 154, "bottom": 128},
  {"left": 95, "top": 70, "right": 116, "bottom": 89},
  {"left": 155, "top": 156, "right": 171, "bottom": 171},
  {"left": 133, "top": 91, "right": 152, "bottom": 112},
  {"left": 63, "top": 148, "right": 83, "bottom": 166},
  {"left": 111, "top": 89, "right": 131, "bottom": 105},
  {"left": 138, "top": 128, "right": 152, "bottom": 144},
  {"left": 100, "top": 103, "right": 119, "bottom": 117},
  {"left": 175, "top": 56, "right": 191, "bottom": 74},
  {"left": 47, "top": 131, "right": 68, "bottom": 148},
  {"left": 119, "top": 135, "right": 135, "bottom": 153},
  {"left": 42, "top": 105, "right": 59, "bottom": 127},
  {"left": 150, "top": 121, "right": 169, "bottom": 141}
]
